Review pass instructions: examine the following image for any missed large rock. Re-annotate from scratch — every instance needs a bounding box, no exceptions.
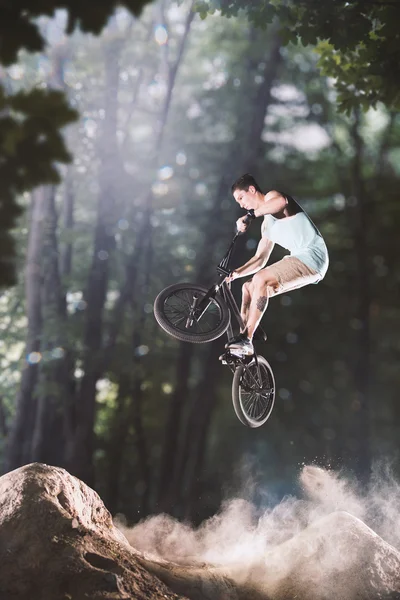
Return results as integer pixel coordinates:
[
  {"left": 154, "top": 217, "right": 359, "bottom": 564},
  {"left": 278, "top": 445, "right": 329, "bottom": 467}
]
[
  {"left": 0, "top": 463, "right": 243, "bottom": 600},
  {"left": 0, "top": 463, "right": 187, "bottom": 600},
  {"left": 1, "top": 463, "right": 400, "bottom": 600}
]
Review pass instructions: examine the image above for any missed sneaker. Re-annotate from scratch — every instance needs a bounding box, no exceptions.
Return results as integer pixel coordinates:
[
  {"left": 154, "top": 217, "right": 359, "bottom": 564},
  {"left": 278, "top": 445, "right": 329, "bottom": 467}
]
[
  {"left": 225, "top": 332, "right": 247, "bottom": 348},
  {"left": 226, "top": 333, "right": 254, "bottom": 356}
]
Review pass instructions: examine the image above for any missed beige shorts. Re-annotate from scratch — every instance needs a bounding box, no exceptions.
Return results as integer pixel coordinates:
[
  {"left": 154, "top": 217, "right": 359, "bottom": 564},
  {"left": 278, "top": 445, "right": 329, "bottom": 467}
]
[{"left": 265, "top": 256, "right": 320, "bottom": 297}]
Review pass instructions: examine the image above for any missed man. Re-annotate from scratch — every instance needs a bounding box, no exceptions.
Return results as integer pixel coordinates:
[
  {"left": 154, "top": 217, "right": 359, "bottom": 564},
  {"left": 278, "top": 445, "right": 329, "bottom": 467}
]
[{"left": 226, "top": 173, "right": 329, "bottom": 356}]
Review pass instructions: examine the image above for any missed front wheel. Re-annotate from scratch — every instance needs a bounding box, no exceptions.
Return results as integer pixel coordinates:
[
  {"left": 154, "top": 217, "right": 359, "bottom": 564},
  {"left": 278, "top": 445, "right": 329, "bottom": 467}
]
[
  {"left": 154, "top": 283, "right": 230, "bottom": 343},
  {"left": 232, "top": 355, "right": 275, "bottom": 427}
]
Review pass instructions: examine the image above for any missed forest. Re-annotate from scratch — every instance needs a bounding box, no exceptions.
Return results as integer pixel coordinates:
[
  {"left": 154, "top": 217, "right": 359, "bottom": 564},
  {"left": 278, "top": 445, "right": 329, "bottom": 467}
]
[{"left": 0, "top": 0, "right": 399, "bottom": 526}]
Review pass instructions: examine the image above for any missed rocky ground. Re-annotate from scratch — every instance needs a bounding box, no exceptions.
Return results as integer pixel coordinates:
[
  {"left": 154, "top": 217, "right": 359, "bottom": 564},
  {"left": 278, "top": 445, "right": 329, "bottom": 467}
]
[{"left": 1, "top": 463, "right": 400, "bottom": 600}]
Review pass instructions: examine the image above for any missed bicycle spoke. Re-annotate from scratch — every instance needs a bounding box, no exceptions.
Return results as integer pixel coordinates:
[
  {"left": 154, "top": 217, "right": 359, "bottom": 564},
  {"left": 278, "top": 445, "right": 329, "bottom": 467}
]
[
  {"left": 196, "top": 312, "right": 218, "bottom": 333},
  {"left": 170, "top": 314, "right": 187, "bottom": 327},
  {"left": 175, "top": 291, "right": 192, "bottom": 307},
  {"left": 244, "top": 391, "right": 257, "bottom": 415},
  {"left": 164, "top": 307, "right": 187, "bottom": 327},
  {"left": 239, "top": 362, "right": 274, "bottom": 422},
  {"left": 162, "top": 289, "right": 224, "bottom": 337},
  {"left": 182, "top": 290, "right": 194, "bottom": 307},
  {"left": 244, "top": 368, "right": 261, "bottom": 390},
  {"left": 251, "top": 394, "right": 260, "bottom": 418}
]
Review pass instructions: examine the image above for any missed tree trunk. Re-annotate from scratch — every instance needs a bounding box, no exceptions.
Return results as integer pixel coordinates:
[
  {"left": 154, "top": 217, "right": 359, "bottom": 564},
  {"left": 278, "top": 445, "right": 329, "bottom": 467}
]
[
  {"left": 156, "top": 342, "right": 194, "bottom": 511},
  {"left": 4, "top": 190, "right": 45, "bottom": 472},
  {"left": 154, "top": 0, "right": 195, "bottom": 151},
  {"left": 60, "top": 168, "right": 74, "bottom": 278},
  {"left": 105, "top": 220, "right": 153, "bottom": 515},
  {"left": 0, "top": 396, "right": 8, "bottom": 439},
  {"left": 103, "top": 198, "right": 152, "bottom": 364},
  {"left": 181, "top": 341, "right": 221, "bottom": 521},
  {"left": 129, "top": 350, "right": 151, "bottom": 518},
  {"left": 127, "top": 227, "right": 154, "bottom": 517},
  {"left": 30, "top": 186, "right": 73, "bottom": 465},
  {"left": 105, "top": 374, "right": 130, "bottom": 514},
  {"left": 347, "top": 110, "right": 371, "bottom": 479},
  {"left": 66, "top": 32, "right": 122, "bottom": 483}
]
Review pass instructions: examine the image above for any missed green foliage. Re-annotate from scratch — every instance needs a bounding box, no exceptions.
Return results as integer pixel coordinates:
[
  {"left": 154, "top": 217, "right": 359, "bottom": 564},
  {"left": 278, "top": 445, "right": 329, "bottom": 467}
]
[
  {"left": 199, "top": 0, "right": 400, "bottom": 112},
  {"left": 0, "top": 88, "right": 77, "bottom": 286},
  {"left": 0, "top": 0, "right": 154, "bottom": 65},
  {"left": 0, "top": 88, "right": 78, "bottom": 188}
]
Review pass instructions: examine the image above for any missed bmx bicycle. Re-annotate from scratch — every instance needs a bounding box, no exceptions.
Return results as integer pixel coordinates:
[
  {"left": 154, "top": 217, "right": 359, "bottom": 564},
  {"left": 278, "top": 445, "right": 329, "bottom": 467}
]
[{"left": 153, "top": 214, "right": 275, "bottom": 428}]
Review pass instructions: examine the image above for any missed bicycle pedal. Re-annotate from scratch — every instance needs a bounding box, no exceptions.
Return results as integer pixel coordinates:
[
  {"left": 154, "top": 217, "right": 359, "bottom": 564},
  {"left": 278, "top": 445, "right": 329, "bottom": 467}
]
[
  {"left": 219, "top": 351, "right": 237, "bottom": 365},
  {"left": 219, "top": 353, "right": 228, "bottom": 364},
  {"left": 242, "top": 354, "right": 255, "bottom": 364}
]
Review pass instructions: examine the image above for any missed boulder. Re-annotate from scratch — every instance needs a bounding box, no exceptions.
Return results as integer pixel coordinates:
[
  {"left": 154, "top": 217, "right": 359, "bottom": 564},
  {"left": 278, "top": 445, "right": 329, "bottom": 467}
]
[{"left": 0, "top": 463, "right": 187, "bottom": 600}]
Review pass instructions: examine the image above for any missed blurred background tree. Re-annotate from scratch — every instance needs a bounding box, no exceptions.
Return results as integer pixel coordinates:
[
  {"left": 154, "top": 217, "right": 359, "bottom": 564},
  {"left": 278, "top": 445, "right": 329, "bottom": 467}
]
[
  {"left": 198, "top": 0, "right": 400, "bottom": 112},
  {"left": 0, "top": 0, "right": 152, "bottom": 287},
  {"left": 0, "top": 0, "right": 399, "bottom": 526}
]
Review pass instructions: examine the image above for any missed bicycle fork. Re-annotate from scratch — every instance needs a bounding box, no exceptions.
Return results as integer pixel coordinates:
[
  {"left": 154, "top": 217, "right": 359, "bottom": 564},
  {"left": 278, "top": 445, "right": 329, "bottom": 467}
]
[
  {"left": 185, "top": 293, "right": 199, "bottom": 328},
  {"left": 247, "top": 354, "right": 263, "bottom": 392},
  {"left": 186, "top": 285, "right": 219, "bottom": 328},
  {"left": 237, "top": 354, "right": 263, "bottom": 393},
  {"left": 220, "top": 352, "right": 263, "bottom": 391}
]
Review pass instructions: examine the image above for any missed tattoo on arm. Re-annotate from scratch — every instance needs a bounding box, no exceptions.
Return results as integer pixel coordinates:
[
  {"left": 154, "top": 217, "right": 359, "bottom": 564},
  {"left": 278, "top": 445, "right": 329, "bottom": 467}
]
[
  {"left": 256, "top": 296, "right": 268, "bottom": 312},
  {"left": 243, "top": 301, "right": 250, "bottom": 311}
]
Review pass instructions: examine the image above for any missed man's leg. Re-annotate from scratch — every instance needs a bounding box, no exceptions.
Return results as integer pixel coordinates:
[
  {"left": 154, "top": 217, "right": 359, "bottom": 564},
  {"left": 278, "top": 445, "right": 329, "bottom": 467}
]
[
  {"left": 246, "top": 258, "right": 319, "bottom": 339},
  {"left": 240, "top": 280, "right": 252, "bottom": 331},
  {"left": 228, "top": 268, "right": 278, "bottom": 355},
  {"left": 227, "top": 257, "right": 319, "bottom": 356},
  {"left": 245, "top": 269, "right": 279, "bottom": 340}
]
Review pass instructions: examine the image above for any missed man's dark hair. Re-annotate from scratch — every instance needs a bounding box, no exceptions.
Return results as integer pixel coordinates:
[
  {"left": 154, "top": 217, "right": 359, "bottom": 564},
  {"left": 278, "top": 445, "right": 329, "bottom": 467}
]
[{"left": 231, "top": 173, "right": 263, "bottom": 194}]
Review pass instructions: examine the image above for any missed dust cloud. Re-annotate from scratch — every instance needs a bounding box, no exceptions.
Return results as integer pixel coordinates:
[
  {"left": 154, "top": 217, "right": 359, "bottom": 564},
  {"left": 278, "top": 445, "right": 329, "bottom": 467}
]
[{"left": 117, "top": 464, "right": 400, "bottom": 595}]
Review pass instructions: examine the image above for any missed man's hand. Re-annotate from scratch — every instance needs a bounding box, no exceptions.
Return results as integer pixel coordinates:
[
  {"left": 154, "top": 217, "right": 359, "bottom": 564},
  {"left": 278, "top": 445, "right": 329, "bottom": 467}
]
[
  {"left": 226, "top": 270, "right": 240, "bottom": 283},
  {"left": 236, "top": 216, "right": 250, "bottom": 233},
  {"left": 236, "top": 209, "right": 256, "bottom": 233}
]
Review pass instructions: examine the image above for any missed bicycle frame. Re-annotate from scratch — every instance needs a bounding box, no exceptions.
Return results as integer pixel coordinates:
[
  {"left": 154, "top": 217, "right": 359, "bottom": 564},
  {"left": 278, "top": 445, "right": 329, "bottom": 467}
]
[
  {"left": 193, "top": 231, "right": 267, "bottom": 343},
  {"left": 153, "top": 225, "right": 271, "bottom": 398}
]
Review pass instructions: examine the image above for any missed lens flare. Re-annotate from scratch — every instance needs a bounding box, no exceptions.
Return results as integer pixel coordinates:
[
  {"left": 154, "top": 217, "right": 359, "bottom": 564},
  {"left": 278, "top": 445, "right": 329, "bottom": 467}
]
[{"left": 154, "top": 25, "right": 168, "bottom": 46}]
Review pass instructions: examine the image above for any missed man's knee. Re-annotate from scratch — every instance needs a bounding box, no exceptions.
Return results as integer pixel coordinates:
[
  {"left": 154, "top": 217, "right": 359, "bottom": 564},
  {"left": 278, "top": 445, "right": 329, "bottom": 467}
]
[
  {"left": 253, "top": 270, "right": 279, "bottom": 293},
  {"left": 242, "top": 281, "right": 252, "bottom": 296}
]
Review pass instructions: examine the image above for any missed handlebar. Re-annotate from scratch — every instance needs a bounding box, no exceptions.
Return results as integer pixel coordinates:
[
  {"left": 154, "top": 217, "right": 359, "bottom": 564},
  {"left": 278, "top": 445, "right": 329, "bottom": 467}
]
[
  {"left": 217, "top": 211, "right": 255, "bottom": 276},
  {"left": 237, "top": 209, "right": 256, "bottom": 234}
]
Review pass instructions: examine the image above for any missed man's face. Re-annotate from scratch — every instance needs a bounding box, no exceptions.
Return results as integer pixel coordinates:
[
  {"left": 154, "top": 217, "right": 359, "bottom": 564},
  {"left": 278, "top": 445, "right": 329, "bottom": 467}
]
[{"left": 233, "top": 185, "right": 258, "bottom": 210}]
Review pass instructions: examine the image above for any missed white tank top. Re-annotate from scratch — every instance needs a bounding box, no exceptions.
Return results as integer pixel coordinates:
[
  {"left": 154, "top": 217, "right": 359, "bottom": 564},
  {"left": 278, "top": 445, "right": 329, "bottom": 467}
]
[{"left": 261, "top": 212, "right": 329, "bottom": 280}]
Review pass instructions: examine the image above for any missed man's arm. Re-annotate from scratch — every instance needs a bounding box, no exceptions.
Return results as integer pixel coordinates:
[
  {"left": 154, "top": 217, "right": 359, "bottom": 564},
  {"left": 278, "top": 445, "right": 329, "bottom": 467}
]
[
  {"left": 228, "top": 236, "right": 274, "bottom": 281},
  {"left": 236, "top": 191, "right": 288, "bottom": 233},
  {"left": 253, "top": 190, "right": 287, "bottom": 218}
]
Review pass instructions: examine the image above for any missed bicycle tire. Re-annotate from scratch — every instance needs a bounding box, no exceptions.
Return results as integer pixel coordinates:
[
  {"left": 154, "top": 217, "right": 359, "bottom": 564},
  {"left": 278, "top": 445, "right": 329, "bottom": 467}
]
[
  {"left": 232, "top": 355, "right": 275, "bottom": 427},
  {"left": 154, "top": 283, "right": 230, "bottom": 343}
]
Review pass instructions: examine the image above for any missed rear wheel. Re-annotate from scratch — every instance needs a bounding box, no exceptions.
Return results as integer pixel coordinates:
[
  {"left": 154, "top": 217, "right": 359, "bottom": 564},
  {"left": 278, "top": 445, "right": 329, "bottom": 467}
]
[
  {"left": 232, "top": 355, "right": 275, "bottom": 427},
  {"left": 154, "top": 283, "right": 230, "bottom": 343}
]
